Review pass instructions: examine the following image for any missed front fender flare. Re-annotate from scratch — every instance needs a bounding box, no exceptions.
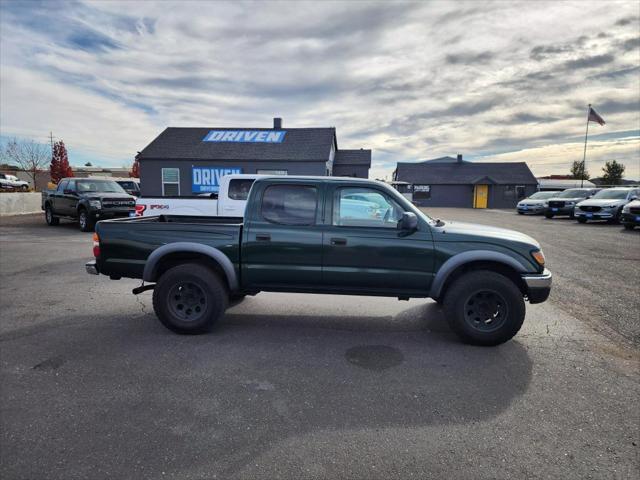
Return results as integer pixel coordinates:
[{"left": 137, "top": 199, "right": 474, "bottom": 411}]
[
  {"left": 143, "top": 242, "right": 238, "bottom": 291},
  {"left": 429, "top": 250, "right": 528, "bottom": 299}
]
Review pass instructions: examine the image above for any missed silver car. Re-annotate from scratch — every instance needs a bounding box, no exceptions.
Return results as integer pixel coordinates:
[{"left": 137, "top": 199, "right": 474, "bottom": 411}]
[
  {"left": 574, "top": 187, "right": 640, "bottom": 223},
  {"left": 517, "top": 191, "right": 561, "bottom": 215}
]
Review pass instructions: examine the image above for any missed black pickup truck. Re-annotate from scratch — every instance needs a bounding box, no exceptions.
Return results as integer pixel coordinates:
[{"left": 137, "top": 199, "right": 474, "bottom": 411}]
[
  {"left": 87, "top": 176, "right": 552, "bottom": 345},
  {"left": 42, "top": 177, "right": 136, "bottom": 231}
]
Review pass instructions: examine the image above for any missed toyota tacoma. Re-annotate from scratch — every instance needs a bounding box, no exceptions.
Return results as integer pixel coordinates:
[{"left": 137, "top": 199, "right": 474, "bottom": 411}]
[{"left": 86, "top": 176, "right": 552, "bottom": 346}]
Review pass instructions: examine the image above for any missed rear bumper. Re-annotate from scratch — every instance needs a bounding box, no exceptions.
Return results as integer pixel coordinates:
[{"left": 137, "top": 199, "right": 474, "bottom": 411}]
[
  {"left": 521, "top": 269, "right": 552, "bottom": 304},
  {"left": 86, "top": 260, "right": 99, "bottom": 275}
]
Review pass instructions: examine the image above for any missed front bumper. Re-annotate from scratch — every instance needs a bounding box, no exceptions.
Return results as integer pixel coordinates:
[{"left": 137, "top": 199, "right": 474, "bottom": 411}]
[
  {"left": 621, "top": 212, "right": 640, "bottom": 226},
  {"left": 93, "top": 209, "right": 135, "bottom": 220},
  {"left": 86, "top": 260, "right": 99, "bottom": 275},
  {"left": 546, "top": 206, "right": 574, "bottom": 216},
  {"left": 574, "top": 209, "right": 616, "bottom": 220},
  {"left": 517, "top": 205, "right": 545, "bottom": 214},
  {"left": 521, "top": 268, "right": 552, "bottom": 304}
]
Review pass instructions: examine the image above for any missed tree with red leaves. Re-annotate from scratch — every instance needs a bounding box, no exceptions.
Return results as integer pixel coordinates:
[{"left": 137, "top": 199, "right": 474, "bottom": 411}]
[
  {"left": 129, "top": 158, "right": 140, "bottom": 178},
  {"left": 50, "top": 140, "right": 73, "bottom": 183}
]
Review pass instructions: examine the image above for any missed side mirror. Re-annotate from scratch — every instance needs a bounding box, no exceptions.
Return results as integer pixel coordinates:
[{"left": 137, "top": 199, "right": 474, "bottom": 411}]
[{"left": 399, "top": 211, "right": 418, "bottom": 230}]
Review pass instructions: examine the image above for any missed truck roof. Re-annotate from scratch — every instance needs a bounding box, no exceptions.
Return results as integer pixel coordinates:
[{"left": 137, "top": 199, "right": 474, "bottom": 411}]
[{"left": 253, "top": 175, "right": 385, "bottom": 186}]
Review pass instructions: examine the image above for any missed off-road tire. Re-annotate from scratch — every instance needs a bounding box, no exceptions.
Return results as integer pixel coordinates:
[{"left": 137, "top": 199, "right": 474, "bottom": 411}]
[
  {"left": 623, "top": 223, "right": 634, "bottom": 230},
  {"left": 152, "top": 263, "right": 228, "bottom": 334},
  {"left": 78, "top": 208, "right": 93, "bottom": 232},
  {"left": 544, "top": 212, "right": 554, "bottom": 219},
  {"left": 45, "top": 205, "right": 60, "bottom": 226},
  {"left": 443, "top": 270, "right": 526, "bottom": 346}
]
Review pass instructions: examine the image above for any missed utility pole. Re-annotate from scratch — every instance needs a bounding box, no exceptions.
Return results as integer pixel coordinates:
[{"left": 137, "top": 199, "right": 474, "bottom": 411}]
[{"left": 49, "top": 132, "right": 54, "bottom": 154}]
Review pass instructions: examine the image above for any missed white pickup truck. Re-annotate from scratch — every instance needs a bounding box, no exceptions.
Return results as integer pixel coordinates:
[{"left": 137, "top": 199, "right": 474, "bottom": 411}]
[{"left": 135, "top": 174, "right": 262, "bottom": 217}]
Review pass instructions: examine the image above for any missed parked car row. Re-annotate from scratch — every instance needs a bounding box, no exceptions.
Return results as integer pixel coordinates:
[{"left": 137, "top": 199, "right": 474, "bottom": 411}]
[{"left": 517, "top": 187, "right": 640, "bottom": 230}]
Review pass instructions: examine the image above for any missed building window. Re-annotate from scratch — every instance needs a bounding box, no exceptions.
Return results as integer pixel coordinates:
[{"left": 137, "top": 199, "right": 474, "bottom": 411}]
[
  {"left": 257, "top": 169, "right": 288, "bottom": 175},
  {"left": 228, "top": 178, "right": 256, "bottom": 200},
  {"left": 162, "top": 168, "right": 180, "bottom": 196},
  {"left": 261, "top": 184, "right": 317, "bottom": 225},
  {"left": 516, "top": 185, "right": 526, "bottom": 199},
  {"left": 413, "top": 184, "right": 431, "bottom": 200},
  {"left": 503, "top": 185, "right": 515, "bottom": 200}
]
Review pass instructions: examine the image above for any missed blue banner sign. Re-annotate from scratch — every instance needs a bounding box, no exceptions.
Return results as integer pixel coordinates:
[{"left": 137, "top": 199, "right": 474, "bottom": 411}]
[
  {"left": 203, "top": 130, "right": 286, "bottom": 143},
  {"left": 192, "top": 167, "right": 242, "bottom": 193}
]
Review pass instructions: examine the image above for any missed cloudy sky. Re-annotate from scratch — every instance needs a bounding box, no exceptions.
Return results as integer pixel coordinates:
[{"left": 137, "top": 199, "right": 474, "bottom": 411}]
[{"left": 1, "top": 0, "right": 639, "bottom": 180}]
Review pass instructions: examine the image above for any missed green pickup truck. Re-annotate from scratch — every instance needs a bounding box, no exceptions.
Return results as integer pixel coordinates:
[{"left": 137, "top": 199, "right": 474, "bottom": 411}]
[{"left": 86, "top": 176, "right": 551, "bottom": 345}]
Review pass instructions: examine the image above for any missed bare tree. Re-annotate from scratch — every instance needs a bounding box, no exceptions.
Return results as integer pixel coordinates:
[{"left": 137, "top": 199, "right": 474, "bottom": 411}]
[{"left": 2, "top": 138, "right": 50, "bottom": 190}]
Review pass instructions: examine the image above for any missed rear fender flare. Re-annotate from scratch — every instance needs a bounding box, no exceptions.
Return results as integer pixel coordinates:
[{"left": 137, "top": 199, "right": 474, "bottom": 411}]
[
  {"left": 429, "top": 250, "right": 527, "bottom": 299},
  {"left": 143, "top": 242, "right": 238, "bottom": 291}
]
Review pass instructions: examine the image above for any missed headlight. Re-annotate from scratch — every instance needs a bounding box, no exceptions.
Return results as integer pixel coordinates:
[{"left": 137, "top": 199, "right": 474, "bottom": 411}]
[
  {"left": 89, "top": 200, "right": 102, "bottom": 209},
  {"left": 543, "top": 202, "right": 549, "bottom": 207},
  {"left": 623, "top": 204, "right": 631, "bottom": 213},
  {"left": 531, "top": 250, "right": 545, "bottom": 267},
  {"left": 606, "top": 204, "right": 618, "bottom": 209},
  {"left": 566, "top": 201, "right": 575, "bottom": 206}
]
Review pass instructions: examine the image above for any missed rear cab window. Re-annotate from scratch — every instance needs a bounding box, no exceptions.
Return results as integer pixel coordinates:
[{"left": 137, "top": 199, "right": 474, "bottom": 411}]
[
  {"left": 228, "top": 179, "right": 256, "bottom": 201},
  {"left": 261, "top": 184, "right": 318, "bottom": 225}
]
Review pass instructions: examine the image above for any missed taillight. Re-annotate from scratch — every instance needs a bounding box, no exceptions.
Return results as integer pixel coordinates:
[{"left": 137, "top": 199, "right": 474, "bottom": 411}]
[
  {"left": 92, "top": 232, "right": 100, "bottom": 258},
  {"left": 135, "top": 204, "right": 146, "bottom": 217}
]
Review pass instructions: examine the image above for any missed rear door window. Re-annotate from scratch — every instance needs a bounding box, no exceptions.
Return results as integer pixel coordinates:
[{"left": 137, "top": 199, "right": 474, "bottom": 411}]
[{"left": 261, "top": 185, "right": 317, "bottom": 225}]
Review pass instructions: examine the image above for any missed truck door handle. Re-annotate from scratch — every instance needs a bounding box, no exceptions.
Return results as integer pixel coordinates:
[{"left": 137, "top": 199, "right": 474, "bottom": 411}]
[
  {"left": 256, "top": 234, "right": 271, "bottom": 241},
  {"left": 330, "top": 237, "right": 347, "bottom": 246}
]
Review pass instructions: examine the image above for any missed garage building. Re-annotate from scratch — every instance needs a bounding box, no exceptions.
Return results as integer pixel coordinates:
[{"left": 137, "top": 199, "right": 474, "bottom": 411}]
[
  {"left": 392, "top": 155, "right": 538, "bottom": 208},
  {"left": 136, "top": 118, "right": 371, "bottom": 196}
]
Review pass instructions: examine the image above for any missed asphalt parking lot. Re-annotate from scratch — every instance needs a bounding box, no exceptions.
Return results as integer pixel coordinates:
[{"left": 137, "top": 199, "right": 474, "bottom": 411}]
[{"left": 1, "top": 210, "right": 638, "bottom": 479}]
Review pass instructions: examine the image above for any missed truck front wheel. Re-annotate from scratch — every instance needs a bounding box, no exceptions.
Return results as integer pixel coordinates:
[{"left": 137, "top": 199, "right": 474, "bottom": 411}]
[
  {"left": 443, "top": 270, "right": 525, "bottom": 346},
  {"left": 152, "top": 263, "right": 228, "bottom": 334},
  {"left": 78, "top": 209, "right": 94, "bottom": 232}
]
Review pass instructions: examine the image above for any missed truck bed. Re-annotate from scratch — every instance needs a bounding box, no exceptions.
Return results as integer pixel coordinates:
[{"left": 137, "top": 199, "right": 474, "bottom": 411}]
[{"left": 94, "top": 215, "right": 243, "bottom": 279}]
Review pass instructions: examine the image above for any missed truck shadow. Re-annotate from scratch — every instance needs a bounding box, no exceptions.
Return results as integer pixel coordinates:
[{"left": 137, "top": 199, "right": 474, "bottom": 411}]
[{"left": 1, "top": 302, "right": 533, "bottom": 478}]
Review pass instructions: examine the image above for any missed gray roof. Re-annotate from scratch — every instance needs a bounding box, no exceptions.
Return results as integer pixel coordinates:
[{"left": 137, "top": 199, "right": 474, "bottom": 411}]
[
  {"left": 417, "top": 156, "right": 471, "bottom": 164},
  {"left": 395, "top": 161, "right": 537, "bottom": 185},
  {"left": 334, "top": 149, "right": 371, "bottom": 166},
  {"left": 138, "top": 127, "right": 336, "bottom": 162}
]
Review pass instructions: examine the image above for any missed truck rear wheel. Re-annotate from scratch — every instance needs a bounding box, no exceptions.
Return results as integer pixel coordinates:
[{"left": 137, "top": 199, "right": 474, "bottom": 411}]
[
  {"left": 45, "top": 205, "right": 59, "bottom": 226},
  {"left": 152, "top": 263, "right": 228, "bottom": 334},
  {"left": 443, "top": 270, "right": 525, "bottom": 346}
]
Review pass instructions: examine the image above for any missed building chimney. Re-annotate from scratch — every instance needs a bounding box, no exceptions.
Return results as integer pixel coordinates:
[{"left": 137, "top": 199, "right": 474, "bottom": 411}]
[
  {"left": 273, "top": 117, "right": 282, "bottom": 129},
  {"left": 457, "top": 154, "right": 463, "bottom": 163}
]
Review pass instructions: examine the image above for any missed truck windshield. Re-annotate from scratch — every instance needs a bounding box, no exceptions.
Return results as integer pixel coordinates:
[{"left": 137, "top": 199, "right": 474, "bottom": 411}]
[{"left": 77, "top": 180, "right": 127, "bottom": 193}]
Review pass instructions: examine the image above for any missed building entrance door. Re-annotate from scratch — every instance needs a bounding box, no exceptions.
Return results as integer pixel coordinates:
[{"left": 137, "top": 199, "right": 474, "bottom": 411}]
[{"left": 473, "top": 184, "right": 488, "bottom": 208}]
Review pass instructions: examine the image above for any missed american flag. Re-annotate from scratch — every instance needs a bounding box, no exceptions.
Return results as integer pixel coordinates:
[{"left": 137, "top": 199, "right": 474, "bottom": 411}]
[{"left": 588, "top": 107, "right": 605, "bottom": 126}]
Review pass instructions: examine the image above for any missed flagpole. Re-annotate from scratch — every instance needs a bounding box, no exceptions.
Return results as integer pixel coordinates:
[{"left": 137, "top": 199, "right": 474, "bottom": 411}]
[{"left": 580, "top": 104, "right": 591, "bottom": 188}]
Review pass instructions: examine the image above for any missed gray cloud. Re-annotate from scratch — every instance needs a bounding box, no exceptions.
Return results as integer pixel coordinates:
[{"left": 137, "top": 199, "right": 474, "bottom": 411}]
[
  {"left": 563, "top": 54, "right": 615, "bottom": 69},
  {"left": 621, "top": 37, "right": 640, "bottom": 51},
  {"left": 530, "top": 44, "right": 574, "bottom": 61},
  {"left": 615, "top": 15, "right": 639, "bottom": 26},
  {"left": 445, "top": 51, "right": 494, "bottom": 65}
]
